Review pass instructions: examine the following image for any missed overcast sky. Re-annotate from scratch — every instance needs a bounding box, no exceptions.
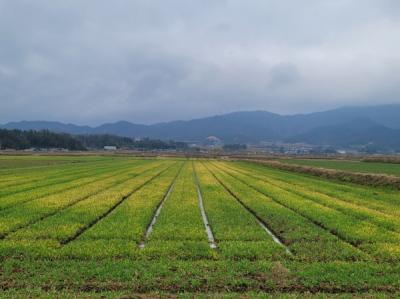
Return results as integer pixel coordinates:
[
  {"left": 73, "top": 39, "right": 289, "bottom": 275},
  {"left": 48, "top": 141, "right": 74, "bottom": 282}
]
[{"left": 1, "top": 0, "right": 400, "bottom": 125}]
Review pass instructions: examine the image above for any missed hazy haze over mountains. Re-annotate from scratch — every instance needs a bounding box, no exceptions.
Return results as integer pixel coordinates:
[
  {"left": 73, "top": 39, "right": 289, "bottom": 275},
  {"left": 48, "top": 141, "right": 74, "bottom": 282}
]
[{"left": 2, "top": 105, "right": 400, "bottom": 150}]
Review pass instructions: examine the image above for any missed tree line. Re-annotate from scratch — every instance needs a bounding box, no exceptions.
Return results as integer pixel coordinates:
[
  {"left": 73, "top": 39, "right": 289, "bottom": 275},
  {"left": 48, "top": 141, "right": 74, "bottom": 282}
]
[{"left": 0, "top": 129, "right": 188, "bottom": 151}]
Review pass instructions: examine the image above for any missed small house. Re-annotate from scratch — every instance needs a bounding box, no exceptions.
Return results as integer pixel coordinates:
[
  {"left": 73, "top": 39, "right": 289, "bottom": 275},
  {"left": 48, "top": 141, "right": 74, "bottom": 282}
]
[{"left": 104, "top": 145, "right": 117, "bottom": 151}]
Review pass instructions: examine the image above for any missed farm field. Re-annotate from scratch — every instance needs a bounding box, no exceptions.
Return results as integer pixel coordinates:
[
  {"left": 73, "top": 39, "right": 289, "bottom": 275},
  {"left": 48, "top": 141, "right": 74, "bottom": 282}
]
[
  {"left": 0, "top": 155, "right": 95, "bottom": 170},
  {"left": 279, "top": 158, "right": 400, "bottom": 177},
  {"left": 0, "top": 156, "right": 399, "bottom": 297}
]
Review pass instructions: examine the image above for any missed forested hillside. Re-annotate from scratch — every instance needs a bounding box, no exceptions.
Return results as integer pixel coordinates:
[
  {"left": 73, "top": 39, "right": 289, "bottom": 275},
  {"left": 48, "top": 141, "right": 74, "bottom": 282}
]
[{"left": 0, "top": 129, "right": 188, "bottom": 151}]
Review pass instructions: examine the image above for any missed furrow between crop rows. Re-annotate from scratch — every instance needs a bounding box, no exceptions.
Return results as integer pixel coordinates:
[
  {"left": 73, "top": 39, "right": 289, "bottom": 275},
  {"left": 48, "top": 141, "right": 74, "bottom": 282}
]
[
  {"left": 138, "top": 163, "right": 184, "bottom": 248},
  {"left": 192, "top": 162, "right": 217, "bottom": 249},
  {"left": 203, "top": 162, "right": 291, "bottom": 254},
  {"left": 194, "top": 162, "right": 287, "bottom": 261},
  {"left": 139, "top": 162, "right": 214, "bottom": 260}
]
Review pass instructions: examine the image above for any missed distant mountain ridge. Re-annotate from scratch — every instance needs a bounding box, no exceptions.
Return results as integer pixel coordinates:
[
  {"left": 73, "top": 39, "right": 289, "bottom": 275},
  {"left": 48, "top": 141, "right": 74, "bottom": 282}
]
[
  {"left": 286, "top": 118, "right": 400, "bottom": 151},
  {"left": 2, "top": 104, "right": 400, "bottom": 150}
]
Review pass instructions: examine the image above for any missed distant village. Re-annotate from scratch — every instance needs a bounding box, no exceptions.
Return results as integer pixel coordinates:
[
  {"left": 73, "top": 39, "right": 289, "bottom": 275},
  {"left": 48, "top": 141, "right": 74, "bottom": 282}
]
[
  {"left": 187, "top": 136, "right": 353, "bottom": 155},
  {"left": 0, "top": 133, "right": 366, "bottom": 155}
]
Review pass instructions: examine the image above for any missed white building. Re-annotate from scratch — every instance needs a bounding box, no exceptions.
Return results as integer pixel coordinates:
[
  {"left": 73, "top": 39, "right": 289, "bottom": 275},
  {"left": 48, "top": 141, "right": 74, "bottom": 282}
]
[{"left": 104, "top": 145, "right": 117, "bottom": 151}]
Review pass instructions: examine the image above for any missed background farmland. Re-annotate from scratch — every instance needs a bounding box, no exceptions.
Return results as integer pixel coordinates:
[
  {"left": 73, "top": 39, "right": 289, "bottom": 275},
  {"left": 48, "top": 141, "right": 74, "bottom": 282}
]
[
  {"left": 279, "top": 158, "right": 400, "bottom": 177},
  {"left": 0, "top": 155, "right": 399, "bottom": 297}
]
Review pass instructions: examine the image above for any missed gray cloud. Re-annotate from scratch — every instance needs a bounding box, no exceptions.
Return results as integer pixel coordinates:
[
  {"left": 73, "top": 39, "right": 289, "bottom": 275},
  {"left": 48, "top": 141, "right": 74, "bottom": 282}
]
[{"left": 0, "top": 0, "right": 400, "bottom": 125}]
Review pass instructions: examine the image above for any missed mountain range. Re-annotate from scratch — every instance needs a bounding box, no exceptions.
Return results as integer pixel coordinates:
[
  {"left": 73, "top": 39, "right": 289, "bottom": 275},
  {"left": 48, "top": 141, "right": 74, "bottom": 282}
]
[{"left": 2, "top": 104, "right": 400, "bottom": 151}]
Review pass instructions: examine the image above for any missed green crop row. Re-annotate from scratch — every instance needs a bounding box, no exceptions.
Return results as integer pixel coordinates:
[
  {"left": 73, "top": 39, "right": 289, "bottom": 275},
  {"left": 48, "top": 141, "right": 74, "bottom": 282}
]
[
  {"left": 219, "top": 162, "right": 400, "bottom": 261},
  {"left": 148, "top": 162, "right": 206, "bottom": 242},
  {"left": 220, "top": 164, "right": 396, "bottom": 246},
  {"left": 206, "top": 162, "right": 367, "bottom": 262},
  {"left": 76, "top": 162, "right": 183, "bottom": 243},
  {"left": 0, "top": 158, "right": 137, "bottom": 197},
  {"left": 0, "top": 163, "right": 181, "bottom": 259},
  {"left": 0, "top": 156, "right": 133, "bottom": 189},
  {"left": 142, "top": 162, "right": 213, "bottom": 260},
  {"left": 235, "top": 161, "right": 400, "bottom": 216},
  {"left": 0, "top": 157, "right": 102, "bottom": 188},
  {"left": 5, "top": 161, "right": 174, "bottom": 243},
  {"left": 195, "top": 162, "right": 268, "bottom": 242},
  {"left": 0, "top": 160, "right": 153, "bottom": 210},
  {"left": 195, "top": 162, "right": 287, "bottom": 261},
  {"left": 0, "top": 160, "right": 170, "bottom": 238},
  {"left": 217, "top": 162, "right": 400, "bottom": 233}
]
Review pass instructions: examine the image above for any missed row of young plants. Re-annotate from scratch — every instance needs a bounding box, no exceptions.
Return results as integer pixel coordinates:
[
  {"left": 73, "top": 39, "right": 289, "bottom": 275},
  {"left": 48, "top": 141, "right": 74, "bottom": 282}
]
[
  {"left": 61, "top": 163, "right": 185, "bottom": 259},
  {"left": 54, "top": 161, "right": 290, "bottom": 261},
  {"left": 218, "top": 162, "right": 400, "bottom": 261},
  {"left": 0, "top": 159, "right": 140, "bottom": 202},
  {"left": 148, "top": 163, "right": 206, "bottom": 242},
  {"left": 143, "top": 162, "right": 213, "bottom": 260},
  {"left": 231, "top": 161, "right": 400, "bottom": 228},
  {"left": 235, "top": 161, "right": 400, "bottom": 216},
  {"left": 78, "top": 163, "right": 183, "bottom": 242},
  {"left": 0, "top": 157, "right": 122, "bottom": 193},
  {"left": 0, "top": 156, "right": 77, "bottom": 178},
  {"left": 0, "top": 156, "right": 99, "bottom": 182},
  {"left": 0, "top": 163, "right": 179, "bottom": 260},
  {"left": 0, "top": 161, "right": 103, "bottom": 196},
  {"left": 0, "top": 160, "right": 170, "bottom": 239},
  {"left": 5, "top": 161, "right": 175, "bottom": 244},
  {"left": 206, "top": 162, "right": 367, "bottom": 262},
  {"left": 0, "top": 162, "right": 209, "bottom": 260},
  {"left": 220, "top": 163, "right": 395, "bottom": 246},
  {"left": 194, "top": 162, "right": 287, "bottom": 261},
  {"left": 217, "top": 162, "right": 400, "bottom": 232},
  {"left": 0, "top": 159, "right": 152, "bottom": 210},
  {"left": 63, "top": 161, "right": 290, "bottom": 261},
  {"left": 2, "top": 162, "right": 199, "bottom": 259},
  {"left": 0, "top": 156, "right": 136, "bottom": 188}
]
